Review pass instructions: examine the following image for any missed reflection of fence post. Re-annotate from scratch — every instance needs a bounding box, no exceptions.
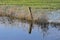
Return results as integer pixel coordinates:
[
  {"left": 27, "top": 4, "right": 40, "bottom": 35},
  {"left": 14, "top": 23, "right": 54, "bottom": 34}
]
[
  {"left": 29, "top": 22, "right": 33, "bottom": 34},
  {"left": 28, "top": 7, "right": 33, "bottom": 34}
]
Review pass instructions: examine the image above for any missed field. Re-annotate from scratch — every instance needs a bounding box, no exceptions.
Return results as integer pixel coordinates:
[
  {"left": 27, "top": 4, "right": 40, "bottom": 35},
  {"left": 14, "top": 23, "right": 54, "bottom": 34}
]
[{"left": 0, "top": 0, "right": 60, "bottom": 9}]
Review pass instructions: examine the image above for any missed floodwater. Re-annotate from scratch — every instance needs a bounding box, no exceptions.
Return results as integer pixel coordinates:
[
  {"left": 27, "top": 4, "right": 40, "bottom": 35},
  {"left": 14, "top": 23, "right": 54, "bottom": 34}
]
[{"left": 0, "top": 10, "right": 60, "bottom": 40}]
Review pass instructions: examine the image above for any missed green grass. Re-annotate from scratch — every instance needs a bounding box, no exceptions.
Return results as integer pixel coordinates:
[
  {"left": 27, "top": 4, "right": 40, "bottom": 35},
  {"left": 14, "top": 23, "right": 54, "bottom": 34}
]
[{"left": 0, "top": 0, "right": 60, "bottom": 9}]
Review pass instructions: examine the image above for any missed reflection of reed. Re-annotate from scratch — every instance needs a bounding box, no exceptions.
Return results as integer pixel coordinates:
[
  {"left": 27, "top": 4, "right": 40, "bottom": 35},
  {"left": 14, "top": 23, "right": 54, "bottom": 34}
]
[
  {"left": 41, "top": 23, "right": 49, "bottom": 37},
  {"left": 50, "top": 22, "right": 60, "bottom": 29},
  {"left": 0, "top": 16, "right": 60, "bottom": 33}
]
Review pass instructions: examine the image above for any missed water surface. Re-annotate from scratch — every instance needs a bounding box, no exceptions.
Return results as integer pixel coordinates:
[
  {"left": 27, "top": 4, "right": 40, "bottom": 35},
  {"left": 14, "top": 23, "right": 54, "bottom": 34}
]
[{"left": 0, "top": 10, "right": 60, "bottom": 40}]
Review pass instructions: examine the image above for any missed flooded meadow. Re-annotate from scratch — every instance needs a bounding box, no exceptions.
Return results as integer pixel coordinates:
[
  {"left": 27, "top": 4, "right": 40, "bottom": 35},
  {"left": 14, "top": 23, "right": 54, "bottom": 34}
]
[{"left": 0, "top": 5, "right": 60, "bottom": 40}]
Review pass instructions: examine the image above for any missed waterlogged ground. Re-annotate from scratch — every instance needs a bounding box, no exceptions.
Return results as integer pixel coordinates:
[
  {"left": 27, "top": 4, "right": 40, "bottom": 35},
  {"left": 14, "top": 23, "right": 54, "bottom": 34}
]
[{"left": 0, "top": 7, "right": 60, "bottom": 40}]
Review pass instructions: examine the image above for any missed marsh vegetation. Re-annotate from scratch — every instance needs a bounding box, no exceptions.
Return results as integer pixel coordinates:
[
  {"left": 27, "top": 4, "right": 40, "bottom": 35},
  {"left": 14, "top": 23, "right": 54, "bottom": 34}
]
[{"left": 0, "top": 5, "right": 60, "bottom": 40}]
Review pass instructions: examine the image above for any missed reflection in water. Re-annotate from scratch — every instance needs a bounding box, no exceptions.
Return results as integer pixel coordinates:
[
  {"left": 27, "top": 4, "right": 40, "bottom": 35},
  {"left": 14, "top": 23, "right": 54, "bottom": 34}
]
[
  {"left": 0, "top": 17, "right": 60, "bottom": 34},
  {"left": 50, "top": 22, "right": 60, "bottom": 30},
  {"left": 0, "top": 16, "right": 60, "bottom": 34},
  {"left": 0, "top": 6, "right": 60, "bottom": 40},
  {"left": 41, "top": 23, "right": 49, "bottom": 34},
  {"left": 28, "top": 7, "right": 33, "bottom": 34},
  {"left": 0, "top": 16, "right": 60, "bottom": 40},
  {"left": 29, "top": 21, "right": 33, "bottom": 34}
]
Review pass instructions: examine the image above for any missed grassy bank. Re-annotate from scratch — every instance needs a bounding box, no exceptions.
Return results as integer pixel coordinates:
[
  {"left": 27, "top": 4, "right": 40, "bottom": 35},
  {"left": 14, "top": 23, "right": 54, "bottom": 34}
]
[{"left": 0, "top": 0, "right": 60, "bottom": 9}]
